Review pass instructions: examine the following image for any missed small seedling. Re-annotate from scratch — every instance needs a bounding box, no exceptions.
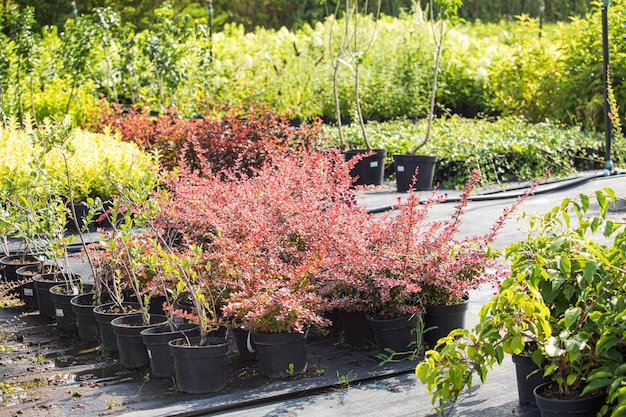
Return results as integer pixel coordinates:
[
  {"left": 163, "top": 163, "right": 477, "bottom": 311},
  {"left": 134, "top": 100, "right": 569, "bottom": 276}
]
[
  {"left": 335, "top": 370, "right": 355, "bottom": 389},
  {"left": 286, "top": 362, "right": 295, "bottom": 377},
  {"left": 99, "top": 345, "right": 111, "bottom": 361},
  {"left": 108, "top": 393, "right": 116, "bottom": 409},
  {"left": 36, "top": 353, "right": 46, "bottom": 364},
  {"left": 0, "top": 381, "right": 16, "bottom": 394},
  {"left": 0, "top": 344, "right": 14, "bottom": 353}
]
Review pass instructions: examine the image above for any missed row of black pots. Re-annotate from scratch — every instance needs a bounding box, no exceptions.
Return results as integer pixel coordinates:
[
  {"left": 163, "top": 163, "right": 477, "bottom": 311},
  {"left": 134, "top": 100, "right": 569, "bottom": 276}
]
[
  {"left": 339, "top": 300, "right": 469, "bottom": 354},
  {"left": 65, "top": 288, "right": 611, "bottom": 414},
  {"left": 78, "top": 301, "right": 254, "bottom": 393},
  {"left": 124, "top": 318, "right": 303, "bottom": 392},
  {"left": 342, "top": 149, "right": 437, "bottom": 192},
  {"left": 9, "top": 254, "right": 606, "bottom": 412},
  {"left": 12, "top": 265, "right": 609, "bottom": 412},
  {"left": 10, "top": 258, "right": 91, "bottom": 335},
  {"left": 5, "top": 257, "right": 306, "bottom": 394},
  {"left": 74, "top": 300, "right": 231, "bottom": 394},
  {"left": 72, "top": 296, "right": 613, "bottom": 412}
]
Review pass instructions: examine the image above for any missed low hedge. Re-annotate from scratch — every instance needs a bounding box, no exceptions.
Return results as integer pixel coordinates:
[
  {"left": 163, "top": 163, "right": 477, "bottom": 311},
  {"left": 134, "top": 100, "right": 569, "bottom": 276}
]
[{"left": 324, "top": 116, "right": 605, "bottom": 188}]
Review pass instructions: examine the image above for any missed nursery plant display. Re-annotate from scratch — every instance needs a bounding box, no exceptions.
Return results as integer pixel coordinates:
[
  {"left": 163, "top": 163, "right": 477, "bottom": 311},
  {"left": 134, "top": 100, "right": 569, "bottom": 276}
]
[
  {"left": 2, "top": 2, "right": 625, "bottom": 143},
  {"left": 416, "top": 189, "right": 626, "bottom": 417},
  {"left": 3, "top": 0, "right": 626, "bottom": 412}
]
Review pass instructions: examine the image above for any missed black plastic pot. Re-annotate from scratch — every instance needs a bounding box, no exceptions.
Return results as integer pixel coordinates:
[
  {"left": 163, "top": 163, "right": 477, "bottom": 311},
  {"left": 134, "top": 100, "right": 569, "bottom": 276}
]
[
  {"left": 393, "top": 154, "right": 438, "bottom": 192},
  {"left": 423, "top": 299, "right": 469, "bottom": 350},
  {"left": 169, "top": 336, "right": 231, "bottom": 394},
  {"left": 533, "top": 382, "right": 606, "bottom": 417},
  {"left": 71, "top": 292, "right": 110, "bottom": 343},
  {"left": 111, "top": 313, "right": 168, "bottom": 369},
  {"left": 231, "top": 327, "right": 257, "bottom": 361},
  {"left": 367, "top": 313, "right": 424, "bottom": 356},
  {"left": 93, "top": 302, "right": 141, "bottom": 353},
  {"left": 339, "top": 310, "right": 375, "bottom": 350},
  {"left": 16, "top": 264, "right": 43, "bottom": 310},
  {"left": 66, "top": 202, "right": 96, "bottom": 233},
  {"left": 512, "top": 352, "right": 549, "bottom": 407},
  {"left": 33, "top": 272, "right": 65, "bottom": 319},
  {"left": 140, "top": 323, "right": 200, "bottom": 378},
  {"left": 49, "top": 282, "right": 90, "bottom": 333},
  {"left": 342, "top": 149, "right": 387, "bottom": 186},
  {"left": 252, "top": 330, "right": 308, "bottom": 379}
]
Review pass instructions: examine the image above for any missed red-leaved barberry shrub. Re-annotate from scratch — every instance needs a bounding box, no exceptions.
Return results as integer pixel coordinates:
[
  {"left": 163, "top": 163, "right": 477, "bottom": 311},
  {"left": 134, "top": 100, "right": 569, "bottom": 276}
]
[
  {"left": 316, "top": 168, "right": 539, "bottom": 320},
  {"left": 88, "top": 100, "right": 326, "bottom": 174},
  {"left": 153, "top": 148, "right": 366, "bottom": 333},
  {"left": 110, "top": 132, "right": 539, "bottom": 330}
]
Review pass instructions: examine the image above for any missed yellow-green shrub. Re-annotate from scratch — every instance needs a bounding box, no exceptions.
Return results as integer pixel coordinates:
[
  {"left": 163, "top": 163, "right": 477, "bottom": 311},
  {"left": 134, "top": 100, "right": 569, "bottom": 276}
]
[{"left": 0, "top": 119, "right": 158, "bottom": 202}]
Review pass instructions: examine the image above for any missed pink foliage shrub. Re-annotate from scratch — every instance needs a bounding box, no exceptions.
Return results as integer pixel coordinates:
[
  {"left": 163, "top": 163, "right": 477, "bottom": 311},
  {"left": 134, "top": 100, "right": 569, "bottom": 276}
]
[{"left": 145, "top": 147, "right": 537, "bottom": 330}]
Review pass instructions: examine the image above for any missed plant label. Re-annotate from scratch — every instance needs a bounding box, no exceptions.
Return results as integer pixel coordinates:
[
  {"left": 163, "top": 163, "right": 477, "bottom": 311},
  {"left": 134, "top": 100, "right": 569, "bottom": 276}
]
[
  {"left": 397, "top": 165, "right": 405, "bottom": 172},
  {"left": 55, "top": 309, "right": 64, "bottom": 317},
  {"left": 23, "top": 288, "right": 34, "bottom": 296},
  {"left": 370, "top": 161, "right": 379, "bottom": 168}
]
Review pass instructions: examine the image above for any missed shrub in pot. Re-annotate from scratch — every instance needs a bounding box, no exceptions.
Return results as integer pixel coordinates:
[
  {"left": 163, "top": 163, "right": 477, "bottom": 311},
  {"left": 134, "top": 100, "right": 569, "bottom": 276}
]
[
  {"left": 154, "top": 150, "right": 365, "bottom": 377},
  {"left": 162, "top": 245, "right": 232, "bottom": 393},
  {"left": 93, "top": 218, "right": 171, "bottom": 363},
  {"left": 320, "top": 169, "right": 535, "bottom": 360},
  {"left": 223, "top": 279, "right": 329, "bottom": 379},
  {"left": 392, "top": 0, "right": 463, "bottom": 192},
  {"left": 416, "top": 189, "right": 626, "bottom": 416}
]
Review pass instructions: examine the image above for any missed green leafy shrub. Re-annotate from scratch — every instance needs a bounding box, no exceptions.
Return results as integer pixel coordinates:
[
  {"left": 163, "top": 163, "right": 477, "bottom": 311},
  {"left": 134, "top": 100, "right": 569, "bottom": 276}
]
[{"left": 417, "top": 189, "right": 626, "bottom": 416}]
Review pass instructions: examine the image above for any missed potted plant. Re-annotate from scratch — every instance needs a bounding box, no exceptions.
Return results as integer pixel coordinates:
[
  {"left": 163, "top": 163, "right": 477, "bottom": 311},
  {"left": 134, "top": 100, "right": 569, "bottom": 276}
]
[
  {"left": 160, "top": 244, "right": 232, "bottom": 394},
  {"left": 416, "top": 189, "right": 626, "bottom": 416},
  {"left": 393, "top": 0, "right": 463, "bottom": 192},
  {"left": 328, "top": 0, "right": 387, "bottom": 186},
  {"left": 89, "top": 193, "right": 174, "bottom": 365},
  {"left": 154, "top": 149, "right": 367, "bottom": 378},
  {"left": 106, "top": 230, "right": 169, "bottom": 369},
  {"left": 322, "top": 169, "right": 533, "bottom": 359},
  {"left": 211, "top": 155, "right": 341, "bottom": 378}
]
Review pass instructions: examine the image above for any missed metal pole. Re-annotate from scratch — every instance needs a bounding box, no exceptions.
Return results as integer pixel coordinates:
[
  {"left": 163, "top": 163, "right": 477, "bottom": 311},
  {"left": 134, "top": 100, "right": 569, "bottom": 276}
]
[
  {"left": 602, "top": 0, "right": 612, "bottom": 172},
  {"left": 71, "top": 0, "right": 78, "bottom": 21},
  {"left": 539, "top": 0, "right": 545, "bottom": 38},
  {"left": 207, "top": 0, "right": 213, "bottom": 62}
]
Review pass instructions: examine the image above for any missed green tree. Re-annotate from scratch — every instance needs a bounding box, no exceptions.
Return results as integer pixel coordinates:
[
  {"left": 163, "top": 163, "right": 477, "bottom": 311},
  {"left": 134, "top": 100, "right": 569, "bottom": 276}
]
[
  {"left": 0, "top": 19, "right": 13, "bottom": 124},
  {"left": 3, "top": 6, "right": 38, "bottom": 125},
  {"left": 139, "top": 3, "right": 193, "bottom": 107}
]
